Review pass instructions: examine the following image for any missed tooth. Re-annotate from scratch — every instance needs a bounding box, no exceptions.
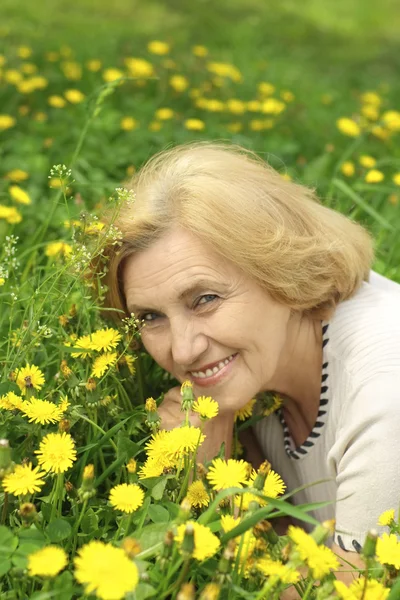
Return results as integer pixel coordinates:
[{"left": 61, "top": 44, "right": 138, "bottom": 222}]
[
  {"left": 212, "top": 366, "right": 219, "bottom": 374},
  {"left": 218, "top": 361, "right": 225, "bottom": 369},
  {"left": 197, "top": 372, "right": 206, "bottom": 378},
  {"left": 205, "top": 369, "right": 213, "bottom": 377}
]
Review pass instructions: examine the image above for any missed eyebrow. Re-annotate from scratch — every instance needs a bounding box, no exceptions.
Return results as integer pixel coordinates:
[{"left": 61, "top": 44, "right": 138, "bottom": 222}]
[{"left": 127, "top": 278, "right": 226, "bottom": 314}]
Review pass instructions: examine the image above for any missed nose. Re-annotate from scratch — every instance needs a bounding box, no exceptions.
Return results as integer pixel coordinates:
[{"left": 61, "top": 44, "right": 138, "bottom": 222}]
[{"left": 170, "top": 316, "right": 209, "bottom": 368}]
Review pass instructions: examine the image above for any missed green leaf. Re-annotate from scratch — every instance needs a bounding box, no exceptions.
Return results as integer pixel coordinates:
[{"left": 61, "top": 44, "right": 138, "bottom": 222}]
[
  {"left": 46, "top": 518, "right": 72, "bottom": 543},
  {"left": 0, "top": 526, "right": 18, "bottom": 559},
  {"left": 117, "top": 432, "right": 140, "bottom": 460},
  {"left": 52, "top": 570, "right": 75, "bottom": 600},
  {"left": 137, "top": 523, "right": 169, "bottom": 553},
  {"left": 0, "top": 558, "right": 12, "bottom": 577},
  {"left": 332, "top": 178, "right": 394, "bottom": 230},
  {"left": 11, "top": 541, "right": 42, "bottom": 569},
  {"left": 151, "top": 478, "right": 168, "bottom": 501},
  {"left": 147, "top": 504, "right": 170, "bottom": 524},
  {"left": 131, "top": 583, "right": 157, "bottom": 600},
  {"left": 81, "top": 508, "right": 99, "bottom": 534},
  {"left": 302, "top": 153, "right": 332, "bottom": 185}
]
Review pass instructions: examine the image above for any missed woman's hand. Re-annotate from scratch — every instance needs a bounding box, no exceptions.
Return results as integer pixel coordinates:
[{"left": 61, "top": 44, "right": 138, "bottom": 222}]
[{"left": 158, "top": 386, "right": 235, "bottom": 463}]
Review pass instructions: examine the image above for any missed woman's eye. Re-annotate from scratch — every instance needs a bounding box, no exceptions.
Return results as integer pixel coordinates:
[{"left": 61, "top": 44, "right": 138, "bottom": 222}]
[
  {"left": 196, "top": 294, "right": 219, "bottom": 307},
  {"left": 140, "top": 313, "right": 159, "bottom": 323}
]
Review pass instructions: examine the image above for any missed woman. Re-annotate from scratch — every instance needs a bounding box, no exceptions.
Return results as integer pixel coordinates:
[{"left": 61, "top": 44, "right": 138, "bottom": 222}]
[{"left": 98, "top": 142, "right": 400, "bottom": 584}]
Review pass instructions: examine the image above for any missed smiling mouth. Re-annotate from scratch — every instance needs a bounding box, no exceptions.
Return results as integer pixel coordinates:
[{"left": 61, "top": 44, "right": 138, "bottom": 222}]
[{"left": 190, "top": 353, "right": 237, "bottom": 379}]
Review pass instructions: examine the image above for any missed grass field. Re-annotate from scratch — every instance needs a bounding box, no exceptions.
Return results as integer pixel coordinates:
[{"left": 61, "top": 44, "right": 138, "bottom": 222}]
[{"left": 0, "top": 2, "right": 400, "bottom": 598}]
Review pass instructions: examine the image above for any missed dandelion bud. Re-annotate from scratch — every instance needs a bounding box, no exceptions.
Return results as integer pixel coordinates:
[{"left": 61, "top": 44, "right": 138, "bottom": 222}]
[
  {"left": 59, "top": 419, "right": 71, "bottom": 433},
  {"left": 65, "top": 480, "right": 78, "bottom": 499},
  {"left": 122, "top": 537, "right": 141, "bottom": 558},
  {"left": 60, "top": 360, "right": 72, "bottom": 378},
  {"left": 180, "top": 380, "right": 195, "bottom": 411},
  {"left": 69, "top": 304, "right": 77, "bottom": 318},
  {"left": 252, "top": 460, "right": 271, "bottom": 492},
  {"left": 181, "top": 522, "right": 195, "bottom": 557},
  {"left": 83, "top": 464, "right": 95, "bottom": 481},
  {"left": 58, "top": 315, "right": 69, "bottom": 327},
  {"left": 362, "top": 529, "right": 378, "bottom": 558},
  {"left": 311, "top": 519, "right": 336, "bottom": 545},
  {"left": 217, "top": 540, "right": 235, "bottom": 576},
  {"left": 145, "top": 397, "right": 157, "bottom": 412},
  {"left": 126, "top": 458, "right": 137, "bottom": 474},
  {"left": 196, "top": 463, "right": 207, "bottom": 479},
  {"left": 19, "top": 502, "right": 37, "bottom": 524},
  {"left": 177, "top": 498, "right": 192, "bottom": 524},
  {"left": 0, "top": 439, "right": 12, "bottom": 472},
  {"left": 85, "top": 378, "right": 96, "bottom": 391},
  {"left": 199, "top": 583, "right": 221, "bottom": 600},
  {"left": 78, "top": 464, "right": 96, "bottom": 501},
  {"left": 177, "top": 583, "right": 195, "bottom": 600}
]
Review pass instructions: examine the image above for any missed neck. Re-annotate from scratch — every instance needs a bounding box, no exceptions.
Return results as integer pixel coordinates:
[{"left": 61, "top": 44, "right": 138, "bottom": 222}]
[{"left": 264, "top": 313, "right": 324, "bottom": 441}]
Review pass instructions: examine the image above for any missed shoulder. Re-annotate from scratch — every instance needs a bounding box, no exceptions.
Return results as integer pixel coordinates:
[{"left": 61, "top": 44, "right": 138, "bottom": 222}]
[{"left": 326, "top": 279, "right": 400, "bottom": 382}]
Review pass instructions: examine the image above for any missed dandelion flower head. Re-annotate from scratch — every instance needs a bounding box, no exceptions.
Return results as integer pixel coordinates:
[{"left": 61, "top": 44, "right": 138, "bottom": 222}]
[
  {"left": 207, "top": 458, "right": 249, "bottom": 490},
  {"left": 334, "top": 578, "right": 389, "bottom": 599},
  {"left": 35, "top": 432, "right": 77, "bottom": 473},
  {"left": 21, "top": 398, "right": 64, "bottom": 424},
  {"left": 28, "top": 546, "right": 68, "bottom": 577},
  {"left": 186, "top": 480, "right": 210, "bottom": 508},
  {"left": 89, "top": 328, "right": 121, "bottom": 352},
  {"left": 91, "top": 352, "right": 118, "bottom": 378},
  {"left": 288, "top": 525, "right": 339, "bottom": 579},
  {"left": 109, "top": 483, "right": 144, "bottom": 513},
  {"left": 175, "top": 521, "right": 221, "bottom": 561},
  {"left": 74, "top": 540, "right": 139, "bottom": 600},
  {"left": 192, "top": 396, "right": 219, "bottom": 420},
  {"left": 376, "top": 532, "right": 400, "bottom": 569},
  {"left": 2, "top": 463, "right": 46, "bottom": 496},
  {"left": 234, "top": 398, "right": 256, "bottom": 422},
  {"left": 16, "top": 363, "right": 45, "bottom": 392},
  {"left": 378, "top": 509, "right": 396, "bottom": 527}
]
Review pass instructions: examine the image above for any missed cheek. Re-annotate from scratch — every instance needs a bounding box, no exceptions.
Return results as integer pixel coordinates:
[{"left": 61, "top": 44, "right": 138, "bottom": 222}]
[{"left": 142, "top": 332, "right": 171, "bottom": 370}]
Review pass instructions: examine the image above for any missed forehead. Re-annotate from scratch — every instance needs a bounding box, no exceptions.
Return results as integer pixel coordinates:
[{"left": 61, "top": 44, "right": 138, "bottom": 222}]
[{"left": 122, "top": 227, "right": 236, "bottom": 307}]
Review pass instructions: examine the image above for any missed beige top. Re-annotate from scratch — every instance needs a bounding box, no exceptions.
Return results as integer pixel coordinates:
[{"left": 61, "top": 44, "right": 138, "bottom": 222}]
[{"left": 254, "top": 271, "right": 400, "bottom": 551}]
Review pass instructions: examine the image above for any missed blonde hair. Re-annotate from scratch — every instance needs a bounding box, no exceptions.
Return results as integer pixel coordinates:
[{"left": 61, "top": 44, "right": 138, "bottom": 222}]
[{"left": 97, "top": 141, "right": 375, "bottom": 322}]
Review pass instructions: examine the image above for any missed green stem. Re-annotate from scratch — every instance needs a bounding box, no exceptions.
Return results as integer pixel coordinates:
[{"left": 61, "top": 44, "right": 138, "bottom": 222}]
[
  {"left": 1, "top": 492, "right": 8, "bottom": 525},
  {"left": 71, "top": 498, "right": 89, "bottom": 554},
  {"left": 301, "top": 579, "right": 314, "bottom": 600}
]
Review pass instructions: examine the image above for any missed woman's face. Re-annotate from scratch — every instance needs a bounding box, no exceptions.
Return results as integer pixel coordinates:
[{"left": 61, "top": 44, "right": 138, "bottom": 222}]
[{"left": 123, "top": 226, "right": 292, "bottom": 412}]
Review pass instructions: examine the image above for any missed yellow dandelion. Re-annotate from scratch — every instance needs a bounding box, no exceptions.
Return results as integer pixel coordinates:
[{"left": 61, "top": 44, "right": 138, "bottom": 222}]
[
  {"left": 336, "top": 117, "right": 361, "bottom": 137},
  {"left": 376, "top": 532, "right": 400, "bottom": 569},
  {"left": 365, "top": 169, "right": 384, "bottom": 183},
  {"left": 335, "top": 578, "right": 389, "bottom": 600},
  {"left": 236, "top": 469, "right": 285, "bottom": 510},
  {"left": 138, "top": 456, "right": 172, "bottom": 479},
  {"left": 0, "top": 391, "right": 24, "bottom": 411},
  {"left": 192, "top": 396, "right": 219, "bottom": 420},
  {"left": 393, "top": 173, "right": 400, "bottom": 186},
  {"left": 86, "top": 59, "right": 102, "bottom": 72},
  {"left": 207, "top": 458, "right": 249, "bottom": 491},
  {"left": 170, "top": 74, "right": 189, "bottom": 92},
  {"left": 165, "top": 426, "right": 205, "bottom": 461},
  {"left": 109, "top": 483, "right": 144, "bottom": 513},
  {"left": 258, "top": 82, "right": 275, "bottom": 96},
  {"left": 288, "top": 526, "right": 339, "bottom": 579},
  {"left": 89, "top": 328, "right": 122, "bottom": 352},
  {"left": 155, "top": 107, "right": 174, "bottom": 120},
  {"left": 91, "top": 352, "right": 118, "bottom": 378},
  {"left": 192, "top": 45, "right": 208, "bottom": 57},
  {"left": 234, "top": 399, "right": 256, "bottom": 422},
  {"left": 5, "top": 169, "right": 29, "bottom": 182},
  {"left": 74, "top": 541, "right": 139, "bottom": 599},
  {"left": 18, "top": 46, "right": 32, "bottom": 59},
  {"left": 2, "top": 463, "right": 46, "bottom": 496},
  {"left": 378, "top": 509, "right": 396, "bottom": 527},
  {"left": 340, "top": 161, "right": 355, "bottom": 177},
  {"left": 359, "top": 155, "right": 376, "bottom": 168},
  {"left": 28, "top": 546, "right": 68, "bottom": 577},
  {"left": 256, "top": 557, "right": 300, "bottom": 584},
  {"left": 147, "top": 40, "right": 170, "bottom": 55},
  {"left": 0, "top": 204, "right": 22, "bottom": 224},
  {"left": 221, "top": 514, "right": 240, "bottom": 533},
  {"left": 175, "top": 521, "right": 220, "bottom": 561},
  {"left": 0, "top": 115, "right": 16, "bottom": 131},
  {"left": 16, "top": 364, "right": 45, "bottom": 393},
  {"left": 382, "top": 110, "right": 400, "bottom": 132},
  {"left": 360, "top": 91, "right": 382, "bottom": 106},
  {"left": 48, "top": 95, "right": 66, "bottom": 108},
  {"left": 21, "top": 399, "right": 64, "bottom": 425},
  {"left": 120, "top": 117, "right": 138, "bottom": 131},
  {"left": 186, "top": 480, "right": 210, "bottom": 508},
  {"left": 184, "top": 118, "right": 205, "bottom": 131},
  {"left": 64, "top": 89, "right": 85, "bottom": 104},
  {"left": 35, "top": 432, "right": 77, "bottom": 474},
  {"left": 102, "top": 68, "right": 124, "bottom": 83},
  {"left": 124, "top": 57, "right": 154, "bottom": 78},
  {"left": 9, "top": 185, "right": 31, "bottom": 205},
  {"left": 70, "top": 333, "right": 93, "bottom": 358}
]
